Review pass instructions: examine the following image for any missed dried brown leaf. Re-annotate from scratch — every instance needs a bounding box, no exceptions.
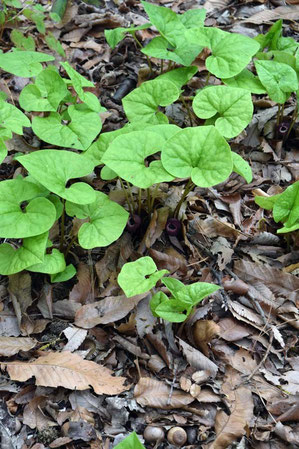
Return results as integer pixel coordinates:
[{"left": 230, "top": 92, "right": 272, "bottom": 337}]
[
  {"left": 242, "top": 5, "right": 299, "bottom": 23},
  {"left": 1, "top": 351, "right": 129, "bottom": 395},
  {"left": 149, "top": 247, "right": 187, "bottom": 275},
  {"left": 134, "top": 377, "right": 194, "bottom": 409},
  {"left": 179, "top": 338, "right": 218, "bottom": 377},
  {"left": 138, "top": 207, "right": 169, "bottom": 253},
  {"left": 274, "top": 422, "right": 299, "bottom": 444},
  {"left": 193, "top": 320, "right": 220, "bottom": 355},
  {"left": 209, "top": 368, "right": 254, "bottom": 449},
  {"left": 0, "top": 337, "right": 37, "bottom": 356},
  {"left": 218, "top": 318, "right": 251, "bottom": 342},
  {"left": 23, "top": 396, "right": 56, "bottom": 430},
  {"left": 69, "top": 263, "right": 92, "bottom": 304},
  {"left": 75, "top": 293, "right": 146, "bottom": 328},
  {"left": 8, "top": 272, "right": 33, "bottom": 334}
]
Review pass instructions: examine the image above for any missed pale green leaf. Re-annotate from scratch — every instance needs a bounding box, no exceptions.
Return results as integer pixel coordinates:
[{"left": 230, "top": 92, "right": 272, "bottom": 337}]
[
  {"left": 192, "top": 85, "right": 253, "bottom": 138},
  {"left": 161, "top": 126, "right": 233, "bottom": 187},
  {"left": 0, "top": 99, "right": 31, "bottom": 134},
  {"left": 32, "top": 105, "right": 102, "bottom": 150},
  {"left": 16, "top": 150, "right": 96, "bottom": 204},
  {"left": 0, "top": 232, "right": 48, "bottom": 275},
  {"left": 27, "top": 249, "right": 66, "bottom": 274},
  {"left": 51, "top": 264, "right": 76, "bottom": 283},
  {"left": 65, "top": 191, "right": 129, "bottom": 249},
  {"left": 232, "top": 152, "right": 252, "bottom": 183},
  {"left": 114, "top": 432, "right": 145, "bottom": 449},
  {"left": 105, "top": 23, "right": 151, "bottom": 49},
  {"left": 45, "top": 32, "right": 65, "bottom": 57},
  {"left": 222, "top": 69, "right": 266, "bottom": 94},
  {"left": 102, "top": 131, "right": 174, "bottom": 188},
  {"left": 118, "top": 256, "right": 168, "bottom": 298},
  {"left": 273, "top": 181, "right": 299, "bottom": 228},
  {"left": 0, "top": 178, "right": 56, "bottom": 238},
  {"left": 156, "top": 66, "right": 198, "bottom": 89},
  {"left": 10, "top": 29, "right": 35, "bottom": 51},
  {"left": 0, "top": 50, "right": 54, "bottom": 77},
  {"left": 254, "top": 60, "right": 298, "bottom": 103},
  {"left": 186, "top": 27, "right": 260, "bottom": 78},
  {"left": 123, "top": 79, "right": 180, "bottom": 124},
  {"left": 19, "top": 66, "right": 68, "bottom": 112}
]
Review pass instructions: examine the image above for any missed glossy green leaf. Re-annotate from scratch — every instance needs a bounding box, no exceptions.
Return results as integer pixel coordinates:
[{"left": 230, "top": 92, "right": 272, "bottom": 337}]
[
  {"left": 10, "top": 30, "right": 35, "bottom": 51},
  {"left": 19, "top": 67, "right": 68, "bottom": 111},
  {"left": 16, "top": 150, "right": 96, "bottom": 205},
  {"left": 0, "top": 99, "right": 31, "bottom": 134},
  {"left": 0, "top": 178, "right": 56, "bottom": 238},
  {"left": 255, "top": 20, "right": 282, "bottom": 51},
  {"left": 277, "top": 36, "right": 299, "bottom": 54},
  {"left": 162, "top": 126, "right": 233, "bottom": 187},
  {"left": 254, "top": 60, "right": 298, "bottom": 103},
  {"left": 273, "top": 181, "right": 299, "bottom": 228},
  {"left": 27, "top": 249, "right": 66, "bottom": 274},
  {"left": 175, "top": 282, "right": 220, "bottom": 310},
  {"left": 114, "top": 432, "right": 145, "bottom": 449},
  {"left": 118, "top": 256, "right": 168, "bottom": 298},
  {"left": 60, "top": 62, "right": 104, "bottom": 112},
  {"left": 0, "top": 232, "right": 48, "bottom": 275},
  {"left": 222, "top": 69, "right": 266, "bottom": 94},
  {"left": 180, "top": 9, "right": 206, "bottom": 28},
  {"left": 105, "top": 23, "right": 151, "bottom": 49},
  {"left": 65, "top": 191, "right": 129, "bottom": 249},
  {"left": 232, "top": 152, "right": 252, "bottom": 183},
  {"left": 193, "top": 86, "right": 253, "bottom": 138},
  {"left": 153, "top": 297, "right": 187, "bottom": 322},
  {"left": 123, "top": 79, "right": 180, "bottom": 124},
  {"left": 186, "top": 27, "right": 260, "bottom": 78},
  {"left": 51, "top": 264, "right": 76, "bottom": 283},
  {"left": 0, "top": 50, "right": 54, "bottom": 77},
  {"left": 254, "top": 194, "right": 280, "bottom": 211},
  {"left": 102, "top": 131, "right": 174, "bottom": 188},
  {"left": 32, "top": 104, "right": 102, "bottom": 150},
  {"left": 0, "top": 140, "right": 7, "bottom": 164},
  {"left": 156, "top": 66, "right": 198, "bottom": 89}
]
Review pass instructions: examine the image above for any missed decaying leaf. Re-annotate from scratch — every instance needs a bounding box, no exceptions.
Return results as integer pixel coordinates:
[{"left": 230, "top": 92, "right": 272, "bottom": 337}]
[
  {"left": 75, "top": 293, "right": 147, "bottom": 328},
  {"left": 210, "top": 367, "right": 253, "bottom": 449},
  {"left": 0, "top": 337, "right": 37, "bottom": 356},
  {"left": 23, "top": 396, "right": 56, "bottom": 430},
  {"left": 1, "top": 351, "right": 129, "bottom": 395},
  {"left": 134, "top": 377, "right": 194, "bottom": 409}
]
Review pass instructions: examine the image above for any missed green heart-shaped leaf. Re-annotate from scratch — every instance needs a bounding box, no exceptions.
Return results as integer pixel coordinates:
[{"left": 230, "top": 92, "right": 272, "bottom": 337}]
[
  {"left": 0, "top": 232, "right": 48, "bottom": 275},
  {"left": 254, "top": 60, "right": 298, "bottom": 103},
  {"left": 10, "top": 29, "right": 35, "bottom": 51},
  {"left": 105, "top": 23, "right": 152, "bottom": 49},
  {"left": 60, "top": 62, "right": 105, "bottom": 113},
  {"left": 0, "top": 178, "right": 56, "bottom": 238},
  {"left": 118, "top": 256, "right": 168, "bottom": 298},
  {"left": 192, "top": 86, "right": 253, "bottom": 138},
  {"left": 152, "top": 295, "right": 187, "bottom": 323},
  {"left": 0, "top": 50, "right": 54, "bottom": 77},
  {"left": 156, "top": 66, "right": 198, "bottom": 89},
  {"left": 142, "top": 35, "right": 203, "bottom": 67},
  {"left": 186, "top": 27, "right": 260, "bottom": 78},
  {"left": 65, "top": 191, "right": 129, "bottom": 249},
  {"left": 51, "top": 264, "right": 76, "bottom": 283},
  {"left": 222, "top": 69, "right": 266, "bottom": 94},
  {"left": 19, "top": 66, "right": 68, "bottom": 111},
  {"left": 161, "top": 126, "right": 232, "bottom": 187},
  {"left": 27, "top": 248, "right": 66, "bottom": 274},
  {"left": 232, "top": 152, "right": 252, "bottom": 183},
  {"left": 273, "top": 181, "right": 299, "bottom": 228},
  {"left": 32, "top": 104, "right": 102, "bottom": 150},
  {"left": 0, "top": 99, "right": 31, "bottom": 134},
  {"left": 102, "top": 131, "right": 174, "bottom": 188},
  {"left": 122, "top": 79, "right": 180, "bottom": 124},
  {"left": 16, "top": 150, "right": 96, "bottom": 205}
]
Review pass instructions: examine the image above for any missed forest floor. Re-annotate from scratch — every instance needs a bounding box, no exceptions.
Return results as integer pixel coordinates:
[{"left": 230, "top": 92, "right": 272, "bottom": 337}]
[{"left": 0, "top": 0, "right": 299, "bottom": 448}]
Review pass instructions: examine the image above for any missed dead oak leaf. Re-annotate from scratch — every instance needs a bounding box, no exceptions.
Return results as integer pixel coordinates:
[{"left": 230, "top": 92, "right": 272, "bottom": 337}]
[{"left": 1, "top": 351, "right": 129, "bottom": 395}]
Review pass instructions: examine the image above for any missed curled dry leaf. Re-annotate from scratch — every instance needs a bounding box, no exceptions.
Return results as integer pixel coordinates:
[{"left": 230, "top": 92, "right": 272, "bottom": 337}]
[
  {"left": 193, "top": 320, "right": 220, "bottom": 356},
  {"left": 62, "top": 326, "right": 88, "bottom": 352},
  {"left": 242, "top": 5, "right": 299, "bottom": 23},
  {"left": 69, "top": 263, "right": 92, "bottom": 304},
  {"left": 8, "top": 272, "right": 33, "bottom": 334},
  {"left": 138, "top": 207, "right": 169, "bottom": 254},
  {"left": 0, "top": 337, "right": 37, "bottom": 356},
  {"left": 217, "top": 318, "right": 251, "bottom": 342},
  {"left": 23, "top": 396, "right": 56, "bottom": 430},
  {"left": 209, "top": 367, "right": 254, "bottom": 449},
  {"left": 75, "top": 293, "right": 147, "bottom": 328},
  {"left": 149, "top": 247, "right": 187, "bottom": 276},
  {"left": 134, "top": 377, "right": 194, "bottom": 409},
  {"left": 1, "top": 351, "right": 129, "bottom": 395}
]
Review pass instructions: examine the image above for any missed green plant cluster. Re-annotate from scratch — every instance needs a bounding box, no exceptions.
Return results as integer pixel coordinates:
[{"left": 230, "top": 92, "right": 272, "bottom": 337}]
[{"left": 0, "top": 2, "right": 298, "bottom": 314}]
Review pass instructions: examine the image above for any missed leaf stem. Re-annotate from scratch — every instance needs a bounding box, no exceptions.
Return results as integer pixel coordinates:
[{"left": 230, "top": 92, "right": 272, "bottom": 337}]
[
  {"left": 119, "top": 178, "right": 134, "bottom": 216},
  {"left": 64, "top": 234, "right": 77, "bottom": 258},
  {"left": 285, "top": 104, "right": 298, "bottom": 141},
  {"left": 132, "top": 32, "right": 152, "bottom": 77},
  {"left": 59, "top": 199, "right": 65, "bottom": 252},
  {"left": 204, "top": 72, "right": 211, "bottom": 86},
  {"left": 160, "top": 59, "right": 164, "bottom": 75},
  {"left": 173, "top": 179, "right": 195, "bottom": 218},
  {"left": 180, "top": 95, "right": 193, "bottom": 127},
  {"left": 150, "top": 183, "right": 160, "bottom": 211},
  {"left": 147, "top": 188, "right": 151, "bottom": 214},
  {"left": 138, "top": 188, "right": 142, "bottom": 215}
]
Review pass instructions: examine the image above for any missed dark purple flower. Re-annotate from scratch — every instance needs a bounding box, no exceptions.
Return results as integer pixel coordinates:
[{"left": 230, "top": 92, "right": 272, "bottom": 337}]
[
  {"left": 166, "top": 218, "right": 182, "bottom": 236},
  {"left": 126, "top": 214, "right": 142, "bottom": 233}
]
